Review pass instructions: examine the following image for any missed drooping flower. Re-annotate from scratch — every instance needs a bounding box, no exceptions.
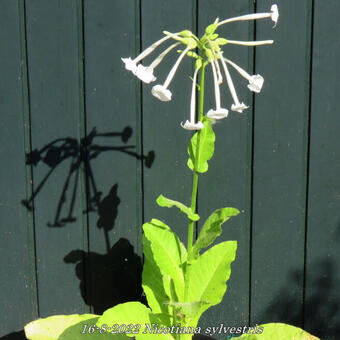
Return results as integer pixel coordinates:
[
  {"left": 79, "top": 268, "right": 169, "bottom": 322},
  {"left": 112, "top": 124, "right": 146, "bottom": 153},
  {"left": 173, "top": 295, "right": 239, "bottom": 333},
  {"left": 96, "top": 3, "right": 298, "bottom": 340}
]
[
  {"left": 135, "top": 42, "right": 181, "bottom": 84},
  {"left": 224, "top": 58, "right": 264, "bottom": 93},
  {"left": 152, "top": 46, "right": 191, "bottom": 102},
  {"left": 121, "top": 57, "right": 138, "bottom": 75},
  {"left": 151, "top": 85, "right": 172, "bottom": 102},
  {"left": 181, "top": 67, "right": 204, "bottom": 130},
  {"left": 207, "top": 58, "right": 229, "bottom": 120},
  {"left": 135, "top": 64, "right": 156, "bottom": 83},
  {"left": 218, "top": 51, "right": 248, "bottom": 113},
  {"left": 121, "top": 34, "right": 178, "bottom": 75},
  {"left": 218, "top": 4, "right": 279, "bottom": 27}
]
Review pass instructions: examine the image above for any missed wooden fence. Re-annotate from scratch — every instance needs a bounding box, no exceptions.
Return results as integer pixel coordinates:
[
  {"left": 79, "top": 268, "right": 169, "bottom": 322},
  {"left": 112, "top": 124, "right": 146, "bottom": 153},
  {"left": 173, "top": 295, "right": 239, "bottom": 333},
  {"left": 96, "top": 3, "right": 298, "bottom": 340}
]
[{"left": 0, "top": 1, "right": 339, "bottom": 339}]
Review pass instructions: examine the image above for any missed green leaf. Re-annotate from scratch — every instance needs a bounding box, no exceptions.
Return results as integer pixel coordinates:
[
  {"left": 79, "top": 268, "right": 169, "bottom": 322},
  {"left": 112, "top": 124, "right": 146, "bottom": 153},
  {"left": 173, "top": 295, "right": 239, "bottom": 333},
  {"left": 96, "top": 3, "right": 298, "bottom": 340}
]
[
  {"left": 209, "top": 33, "right": 219, "bottom": 40},
  {"left": 204, "top": 48, "right": 214, "bottom": 60},
  {"left": 215, "top": 38, "right": 228, "bottom": 46},
  {"left": 156, "top": 194, "right": 200, "bottom": 221},
  {"left": 166, "top": 301, "right": 210, "bottom": 319},
  {"left": 181, "top": 37, "right": 197, "bottom": 49},
  {"left": 97, "top": 302, "right": 174, "bottom": 340},
  {"left": 143, "top": 219, "right": 186, "bottom": 300},
  {"left": 179, "top": 30, "right": 193, "bottom": 37},
  {"left": 187, "top": 118, "right": 215, "bottom": 173},
  {"left": 187, "top": 241, "right": 237, "bottom": 316},
  {"left": 205, "top": 23, "right": 218, "bottom": 35},
  {"left": 189, "top": 207, "right": 240, "bottom": 261},
  {"left": 195, "top": 59, "right": 202, "bottom": 70},
  {"left": 186, "top": 50, "right": 199, "bottom": 59},
  {"left": 142, "top": 235, "right": 171, "bottom": 316},
  {"left": 238, "top": 323, "right": 320, "bottom": 340},
  {"left": 25, "top": 314, "right": 125, "bottom": 340}
]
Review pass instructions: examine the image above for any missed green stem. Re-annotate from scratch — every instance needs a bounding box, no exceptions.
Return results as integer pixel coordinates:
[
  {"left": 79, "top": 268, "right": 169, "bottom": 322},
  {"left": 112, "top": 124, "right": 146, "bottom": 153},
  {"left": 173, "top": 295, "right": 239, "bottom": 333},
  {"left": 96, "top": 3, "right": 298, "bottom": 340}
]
[
  {"left": 183, "top": 55, "right": 206, "bottom": 309},
  {"left": 187, "top": 56, "right": 206, "bottom": 255}
]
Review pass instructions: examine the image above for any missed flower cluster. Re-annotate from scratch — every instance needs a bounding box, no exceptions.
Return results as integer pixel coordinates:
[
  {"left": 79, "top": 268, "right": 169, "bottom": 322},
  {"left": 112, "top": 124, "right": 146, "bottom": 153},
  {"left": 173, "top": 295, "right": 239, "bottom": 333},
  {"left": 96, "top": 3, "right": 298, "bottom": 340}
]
[{"left": 122, "top": 5, "right": 279, "bottom": 130}]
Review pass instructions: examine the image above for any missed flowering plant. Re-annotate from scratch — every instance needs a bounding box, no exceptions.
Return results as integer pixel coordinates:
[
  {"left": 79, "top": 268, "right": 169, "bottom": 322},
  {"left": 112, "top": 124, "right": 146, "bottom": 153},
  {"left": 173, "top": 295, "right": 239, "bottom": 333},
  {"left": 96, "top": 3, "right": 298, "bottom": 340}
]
[{"left": 24, "top": 4, "right": 319, "bottom": 340}]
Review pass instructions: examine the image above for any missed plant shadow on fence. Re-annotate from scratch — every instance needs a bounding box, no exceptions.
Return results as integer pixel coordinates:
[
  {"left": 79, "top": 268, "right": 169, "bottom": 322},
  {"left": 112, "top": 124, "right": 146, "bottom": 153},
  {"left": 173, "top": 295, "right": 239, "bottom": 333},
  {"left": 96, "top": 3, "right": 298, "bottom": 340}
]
[{"left": 15, "top": 126, "right": 154, "bottom": 330}]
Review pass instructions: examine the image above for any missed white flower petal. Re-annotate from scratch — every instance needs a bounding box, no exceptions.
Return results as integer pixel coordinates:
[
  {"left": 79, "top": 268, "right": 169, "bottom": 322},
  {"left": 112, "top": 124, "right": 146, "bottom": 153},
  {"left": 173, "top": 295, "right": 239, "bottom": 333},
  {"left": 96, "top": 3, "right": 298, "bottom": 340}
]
[
  {"left": 231, "top": 102, "right": 248, "bottom": 113},
  {"left": 247, "top": 75, "right": 264, "bottom": 93},
  {"left": 121, "top": 57, "right": 137, "bottom": 74},
  {"left": 151, "top": 84, "right": 172, "bottom": 102},
  {"left": 181, "top": 120, "right": 204, "bottom": 130},
  {"left": 271, "top": 4, "right": 279, "bottom": 27},
  {"left": 207, "top": 108, "right": 229, "bottom": 120},
  {"left": 135, "top": 64, "right": 156, "bottom": 83}
]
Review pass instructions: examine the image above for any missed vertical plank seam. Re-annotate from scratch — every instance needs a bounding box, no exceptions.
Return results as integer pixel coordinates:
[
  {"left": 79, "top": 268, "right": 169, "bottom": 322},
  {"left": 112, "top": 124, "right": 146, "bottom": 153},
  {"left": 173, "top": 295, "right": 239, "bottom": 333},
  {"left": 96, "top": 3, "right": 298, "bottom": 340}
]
[
  {"left": 76, "top": 0, "right": 91, "bottom": 313},
  {"left": 302, "top": 0, "right": 315, "bottom": 329},
  {"left": 18, "top": 0, "right": 39, "bottom": 319},
  {"left": 248, "top": 0, "right": 257, "bottom": 326},
  {"left": 136, "top": 0, "right": 144, "bottom": 256}
]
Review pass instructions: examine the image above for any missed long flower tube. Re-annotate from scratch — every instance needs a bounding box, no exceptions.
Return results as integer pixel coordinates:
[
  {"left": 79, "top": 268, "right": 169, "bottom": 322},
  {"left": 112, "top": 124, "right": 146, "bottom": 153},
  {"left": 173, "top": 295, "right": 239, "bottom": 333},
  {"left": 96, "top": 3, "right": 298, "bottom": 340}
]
[
  {"left": 135, "top": 42, "right": 181, "bottom": 84},
  {"left": 218, "top": 4, "right": 279, "bottom": 27},
  {"left": 227, "top": 40, "right": 274, "bottom": 46},
  {"left": 218, "top": 50, "right": 248, "bottom": 113},
  {"left": 121, "top": 34, "right": 179, "bottom": 74},
  {"left": 206, "top": 58, "right": 229, "bottom": 120},
  {"left": 181, "top": 67, "right": 204, "bottom": 130},
  {"left": 224, "top": 57, "right": 264, "bottom": 93},
  {"left": 152, "top": 46, "right": 191, "bottom": 102}
]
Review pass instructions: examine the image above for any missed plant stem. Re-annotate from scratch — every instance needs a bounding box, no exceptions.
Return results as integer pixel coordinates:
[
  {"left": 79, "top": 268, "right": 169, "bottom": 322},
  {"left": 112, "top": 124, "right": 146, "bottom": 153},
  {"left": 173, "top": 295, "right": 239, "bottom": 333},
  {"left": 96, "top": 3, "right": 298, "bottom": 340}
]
[{"left": 187, "top": 56, "right": 206, "bottom": 255}]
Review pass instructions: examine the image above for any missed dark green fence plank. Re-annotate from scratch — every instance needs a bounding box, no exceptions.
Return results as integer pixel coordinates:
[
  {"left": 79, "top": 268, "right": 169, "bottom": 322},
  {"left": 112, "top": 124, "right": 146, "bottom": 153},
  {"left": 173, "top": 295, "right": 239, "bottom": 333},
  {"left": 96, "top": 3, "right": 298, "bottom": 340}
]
[
  {"left": 25, "top": 0, "right": 87, "bottom": 316},
  {"left": 0, "top": 0, "right": 38, "bottom": 335},
  {"left": 142, "top": 1, "right": 196, "bottom": 243},
  {"left": 305, "top": 1, "right": 340, "bottom": 339},
  {"left": 83, "top": 0, "right": 143, "bottom": 314},
  {"left": 251, "top": 0, "right": 311, "bottom": 326},
  {"left": 198, "top": 0, "right": 254, "bottom": 329}
]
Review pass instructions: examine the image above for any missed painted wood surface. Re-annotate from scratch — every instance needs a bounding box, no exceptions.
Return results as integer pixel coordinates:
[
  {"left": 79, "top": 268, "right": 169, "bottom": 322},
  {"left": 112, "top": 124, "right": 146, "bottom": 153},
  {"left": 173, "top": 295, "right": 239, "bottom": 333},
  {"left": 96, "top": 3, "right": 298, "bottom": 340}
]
[{"left": 0, "top": 1, "right": 339, "bottom": 339}]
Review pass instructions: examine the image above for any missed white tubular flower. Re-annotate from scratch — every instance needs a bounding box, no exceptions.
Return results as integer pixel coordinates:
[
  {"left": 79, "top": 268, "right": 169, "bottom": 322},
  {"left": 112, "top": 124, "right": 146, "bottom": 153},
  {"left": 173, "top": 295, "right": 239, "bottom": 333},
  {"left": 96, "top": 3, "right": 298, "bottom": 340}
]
[
  {"left": 148, "top": 42, "right": 180, "bottom": 70},
  {"left": 224, "top": 58, "right": 264, "bottom": 93},
  {"left": 121, "top": 57, "right": 138, "bottom": 75},
  {"left": 227, "top": 40, "right": 274, "bottom": 46},
  {"left": 218, "top": 51, "right": 248, "bottom": 113},
  {"left": 151, "top": 85, "right": 172, "bottom": 102},
  {"left": 181, "top": 67, "right": 204, "bottom": 130},
  {"left": 218, "top": 4, "right": 279, "bottom": 28},
  {"left": 207, "top": 58, "right": 229, "bottom": 120},
  {"left": 248, "top": 75, "right": 264, "bottom": 93},
  {"left": 135, "top": 64, "right": 156, "bottom": 83},
  {"left": 271, "top": 5, "right": 279, "bottom": 27},
  {"left": 121, "top": 34, "right": 179, "bottom": 74},
  {"left": 152, "top": 46, "right": 190, "bottom": 101}
]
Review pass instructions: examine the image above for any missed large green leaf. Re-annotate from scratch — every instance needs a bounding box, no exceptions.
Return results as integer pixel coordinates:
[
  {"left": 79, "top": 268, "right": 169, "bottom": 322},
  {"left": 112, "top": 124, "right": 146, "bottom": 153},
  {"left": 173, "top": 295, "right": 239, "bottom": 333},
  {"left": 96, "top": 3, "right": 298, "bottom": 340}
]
[
  {"left": 238, "top": 323, "right": 320, "bottom": 340},
  {"left": 142, "top": 235, "right": 171, "bottom": 316},
  {"left": 187, "top": 241, "right": 237, "bottom": 316},
  {"left": 25, "top": 314, "right": 125, "bottom": 340},
  {"left": 97, "top": 302, "right": 174, "bottom": 340},
  {"left": 189, "top": 207, "right": 240, "bottom": 261},
  {"left": 187, "top": 119, "right": 215, "bottom": 173},
  {"left": 143, "top": 219, "right": 186, "bottom": 301},
  {"left": 156, "top": 195, "right": 199, "bottom": 221}
]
